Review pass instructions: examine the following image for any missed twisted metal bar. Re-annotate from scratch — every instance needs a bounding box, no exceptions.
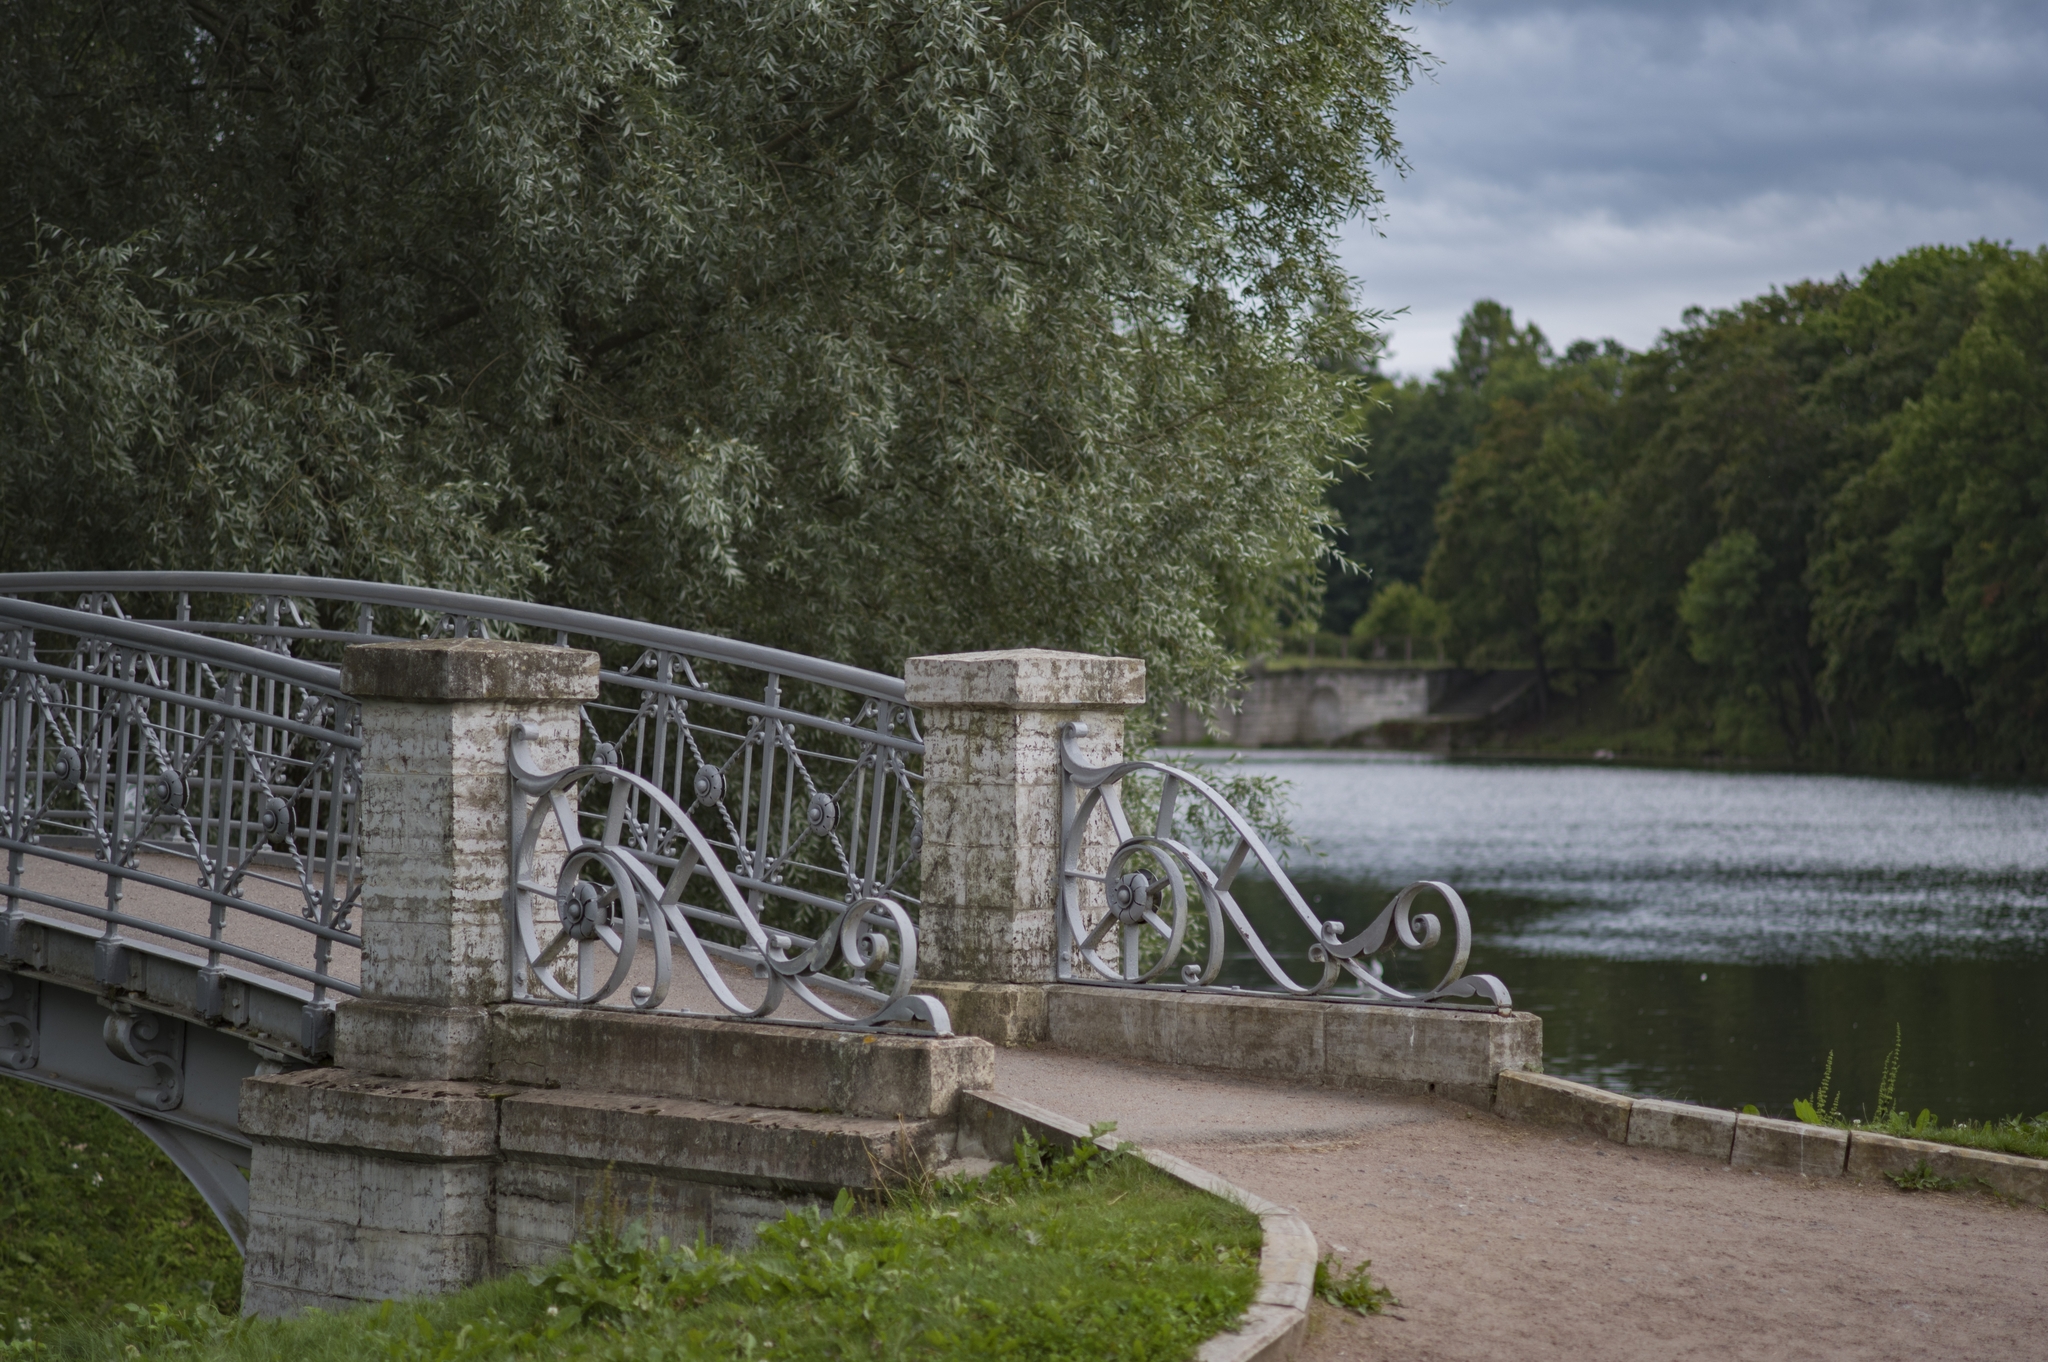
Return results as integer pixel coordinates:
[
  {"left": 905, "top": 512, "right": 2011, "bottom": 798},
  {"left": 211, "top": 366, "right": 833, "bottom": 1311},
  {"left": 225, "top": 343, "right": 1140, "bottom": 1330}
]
[
  {"left": 1057, "top": 722, "right": 1511, "bottom": 1008},
  {"left": 506, "top": 727, "right": 947, "bottom": 1032}
]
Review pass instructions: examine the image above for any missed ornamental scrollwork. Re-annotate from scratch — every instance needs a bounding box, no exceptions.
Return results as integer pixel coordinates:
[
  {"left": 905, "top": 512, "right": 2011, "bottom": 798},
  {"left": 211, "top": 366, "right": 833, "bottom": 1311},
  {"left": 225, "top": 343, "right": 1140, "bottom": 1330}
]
[{"left": 1057, "top": 722, "right": 1511, "bottom": 1008}]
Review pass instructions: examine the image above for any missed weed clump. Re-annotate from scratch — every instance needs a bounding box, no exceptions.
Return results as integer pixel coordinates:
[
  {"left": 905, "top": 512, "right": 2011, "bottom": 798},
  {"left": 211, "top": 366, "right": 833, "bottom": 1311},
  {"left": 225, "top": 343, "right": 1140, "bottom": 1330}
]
[
  {"left": 1884, "top": 1160, "right": 1964, "bottom": 1193},
  {"left": 1792, "top": 1049, "right": 1845, "bottom": 1129},
  {"left": 1784, "top": 1025, "right": 2048, "bottom": 1173},
  {"left": 1314, "top": 1255, "right": 1397, "bottom": 1316}
]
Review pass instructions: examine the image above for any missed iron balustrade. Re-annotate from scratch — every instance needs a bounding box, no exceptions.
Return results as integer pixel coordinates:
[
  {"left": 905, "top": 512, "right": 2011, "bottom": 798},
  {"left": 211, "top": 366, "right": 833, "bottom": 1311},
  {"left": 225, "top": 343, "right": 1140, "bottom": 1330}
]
[
  {"left": 1, "top": 573, "right": 1511, "bottom": 1024},
  {"left": 506, "top": 728, "right": 943, "bottom": 1030},
  {"left": 0, "top": 597, "right": 363, "bottom": 1057},
  {"left": 0, "top": 573, "right": 929, "bottom": 1032}
]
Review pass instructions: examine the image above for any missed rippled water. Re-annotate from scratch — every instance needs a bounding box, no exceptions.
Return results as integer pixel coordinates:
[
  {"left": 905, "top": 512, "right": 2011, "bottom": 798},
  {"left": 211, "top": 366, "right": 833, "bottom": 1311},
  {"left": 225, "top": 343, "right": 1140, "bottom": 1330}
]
[{"left": 1185, "top": 753, "right": 2048, "bottom": 1122}]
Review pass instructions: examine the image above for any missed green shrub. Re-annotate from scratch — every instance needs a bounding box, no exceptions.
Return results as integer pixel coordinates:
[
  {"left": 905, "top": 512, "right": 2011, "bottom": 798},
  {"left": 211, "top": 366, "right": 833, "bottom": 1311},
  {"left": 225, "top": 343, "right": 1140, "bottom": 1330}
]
[{"left": 1314, "top": 1255, "right": 1397, "bottom": 1316}]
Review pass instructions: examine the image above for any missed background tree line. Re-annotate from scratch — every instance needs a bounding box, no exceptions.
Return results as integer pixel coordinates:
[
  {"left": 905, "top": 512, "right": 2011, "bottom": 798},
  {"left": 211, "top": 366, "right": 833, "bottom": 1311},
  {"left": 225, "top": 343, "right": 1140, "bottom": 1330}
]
[{"left": 1325, "top": 243, "right": 2048, "bottom": 776}]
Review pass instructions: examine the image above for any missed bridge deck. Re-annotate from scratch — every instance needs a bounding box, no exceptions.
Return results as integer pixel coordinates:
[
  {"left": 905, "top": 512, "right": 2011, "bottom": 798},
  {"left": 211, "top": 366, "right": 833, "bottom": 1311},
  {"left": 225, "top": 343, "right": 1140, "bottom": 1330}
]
[{"left": 11, "top": 850, "right": 356, "bottom": 997}]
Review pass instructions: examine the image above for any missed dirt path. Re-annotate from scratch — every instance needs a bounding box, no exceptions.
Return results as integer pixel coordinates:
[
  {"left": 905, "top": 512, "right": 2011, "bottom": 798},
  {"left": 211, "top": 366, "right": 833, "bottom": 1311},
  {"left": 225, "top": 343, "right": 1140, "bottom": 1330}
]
[{"left": 991, "top": 1048, "right": 2048, "bottom": 1362}]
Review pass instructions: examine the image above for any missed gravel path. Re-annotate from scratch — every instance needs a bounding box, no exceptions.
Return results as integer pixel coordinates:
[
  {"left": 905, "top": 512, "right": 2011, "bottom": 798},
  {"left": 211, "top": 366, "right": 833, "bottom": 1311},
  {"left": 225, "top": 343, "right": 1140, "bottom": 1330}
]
[{"left": 991, "top": 1047, "right": 2048, "bottom": 1362}]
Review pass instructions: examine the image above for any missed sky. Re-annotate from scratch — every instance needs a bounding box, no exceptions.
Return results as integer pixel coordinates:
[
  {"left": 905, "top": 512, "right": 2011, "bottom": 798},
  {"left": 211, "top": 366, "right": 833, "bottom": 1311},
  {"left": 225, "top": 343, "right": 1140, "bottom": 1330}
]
[{"left": 1346, "top": 0, "right": 2048, "bottom": 376}]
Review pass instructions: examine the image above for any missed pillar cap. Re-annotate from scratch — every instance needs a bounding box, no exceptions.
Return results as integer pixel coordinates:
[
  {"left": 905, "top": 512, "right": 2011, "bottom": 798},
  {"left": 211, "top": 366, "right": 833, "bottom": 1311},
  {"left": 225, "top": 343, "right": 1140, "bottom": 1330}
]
[
  {"left": 904, "top": 649, "right": 1144, "bottom": 709},
  {"left": 341, "top": 638, "right": 600, "bottom": 702}
]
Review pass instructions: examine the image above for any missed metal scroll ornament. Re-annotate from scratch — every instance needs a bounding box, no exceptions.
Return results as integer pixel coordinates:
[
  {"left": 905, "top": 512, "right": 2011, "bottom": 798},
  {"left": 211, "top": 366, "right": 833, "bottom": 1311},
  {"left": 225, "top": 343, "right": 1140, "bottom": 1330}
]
[
  {"left": 1056, "top": 723, "right": 1511, "bottom": 1007},
  {"left": 506, "top": 727, "right": 948, "bottom": 1032}
]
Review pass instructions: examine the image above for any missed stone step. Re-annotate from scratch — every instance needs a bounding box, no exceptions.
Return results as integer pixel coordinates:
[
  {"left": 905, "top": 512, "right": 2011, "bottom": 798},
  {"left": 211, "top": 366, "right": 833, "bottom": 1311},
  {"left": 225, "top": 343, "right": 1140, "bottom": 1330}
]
[
  {"left": 335, "top": 997, "right": 995, "bottom": 1119},
  {"left": 490, "top": 1004, "right": 993, "bottom": 1120},
  {"left": 240, "top": 1066, "right": 962, "bottom": 1304},
  {"left": 499, "top": 1088, "right": 949, "bottom": 1192},
  {"left": 241, "top": 1068, "right": 951, "bottom": 1190}
]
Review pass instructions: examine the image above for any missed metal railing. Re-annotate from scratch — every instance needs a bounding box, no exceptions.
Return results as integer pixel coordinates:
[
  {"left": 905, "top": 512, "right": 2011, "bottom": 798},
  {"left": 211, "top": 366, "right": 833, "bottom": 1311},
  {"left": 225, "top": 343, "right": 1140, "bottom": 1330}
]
[
  {"left": 2, "top": 572, "right": 1506, "bottom": 1023},
  {"left": 507, "top": 730, "right": 942, "bottom": 1030},
  {"left": 1057, "top": 723, "right": 1511, "bottom": 1008},
  {"left": 0, "top": 573, "right": 928, "bottom": 1032},
  {"left": 0, "top": 597, "right": 364, "bottom": 1054}
]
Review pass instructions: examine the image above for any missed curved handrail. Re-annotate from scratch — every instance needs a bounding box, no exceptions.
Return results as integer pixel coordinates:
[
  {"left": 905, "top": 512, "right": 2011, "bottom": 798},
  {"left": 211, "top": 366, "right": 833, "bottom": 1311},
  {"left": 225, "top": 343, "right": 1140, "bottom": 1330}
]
[
  {"left": 0, "top": 572, "right": 928, "bottom": 951},
  {"left": 0, "top": 571, "right": 905, "bottom": 701},
  {"left": 0, "top": 596, "right": 343, "bottom": 694}
]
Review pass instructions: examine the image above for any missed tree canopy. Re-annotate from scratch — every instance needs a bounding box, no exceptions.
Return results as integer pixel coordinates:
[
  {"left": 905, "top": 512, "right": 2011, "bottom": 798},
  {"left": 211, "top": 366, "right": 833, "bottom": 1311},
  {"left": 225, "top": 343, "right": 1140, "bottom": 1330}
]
[
  {"left": 1323, "top": 244, "right": 2048, "bottom": 775},
  {"left": 0, "top": 0, "right": 1425, "bottom": 705}
]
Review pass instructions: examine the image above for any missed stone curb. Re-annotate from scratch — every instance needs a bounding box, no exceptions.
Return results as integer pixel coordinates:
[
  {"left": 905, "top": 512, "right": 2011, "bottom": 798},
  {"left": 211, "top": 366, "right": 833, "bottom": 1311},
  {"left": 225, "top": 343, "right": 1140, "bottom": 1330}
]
[
  {"left": 959, "top": 1090, "right": 1312, "bottom": 1362},
  {"left": 1493, "top": 1071, "right": 2048, "bottom": 1205}
]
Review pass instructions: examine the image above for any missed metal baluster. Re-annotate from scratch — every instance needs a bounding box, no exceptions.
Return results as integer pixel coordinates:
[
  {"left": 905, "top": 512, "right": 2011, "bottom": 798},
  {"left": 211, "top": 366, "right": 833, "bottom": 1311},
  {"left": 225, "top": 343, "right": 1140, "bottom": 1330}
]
[
  {"left": 860, "top": 707, "right": 891, "bottom": 894},
  {"left": 94, "top": 642, "right": 125, "bottom": 961},
  {"left": 3, "top": 628, "right": 22, "bottom": 928},
  {"left": 753, "top": 676, "right": 780, "bottom": 885}
]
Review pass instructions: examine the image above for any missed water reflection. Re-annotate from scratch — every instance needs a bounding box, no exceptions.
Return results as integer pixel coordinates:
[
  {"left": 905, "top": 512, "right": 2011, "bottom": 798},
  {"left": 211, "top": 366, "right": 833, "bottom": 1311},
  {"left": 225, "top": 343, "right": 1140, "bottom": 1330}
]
[{"left": 1189, "top": 753, "right": 2048, "bottom": 1122}]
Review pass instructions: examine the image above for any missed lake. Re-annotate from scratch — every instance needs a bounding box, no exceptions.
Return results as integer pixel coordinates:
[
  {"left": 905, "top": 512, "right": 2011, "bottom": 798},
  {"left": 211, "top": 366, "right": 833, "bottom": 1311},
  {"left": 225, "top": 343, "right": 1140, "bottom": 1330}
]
[{"left": 1177, "top": 752, "right": 2048, "bottom": 1124}]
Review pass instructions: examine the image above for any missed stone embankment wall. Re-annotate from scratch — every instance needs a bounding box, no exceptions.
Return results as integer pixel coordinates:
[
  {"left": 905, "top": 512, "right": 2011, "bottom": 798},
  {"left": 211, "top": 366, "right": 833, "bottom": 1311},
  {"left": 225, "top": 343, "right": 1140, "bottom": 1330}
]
[
  {"left": 1163, "top": 666, "right": 1460, "bottom": 746},
  {"left": 1160, "top": 665, "right": 1541, "bottom": 747},
  {"left": 924, "top": 981, "right": 1540, "bottom": 1111},
  {"left": 241, "top": 1005, "right": 993, "bottom": 1312},
  {"left": 1495, "top": 1070, "right": 2048, "bottom": 1204}
]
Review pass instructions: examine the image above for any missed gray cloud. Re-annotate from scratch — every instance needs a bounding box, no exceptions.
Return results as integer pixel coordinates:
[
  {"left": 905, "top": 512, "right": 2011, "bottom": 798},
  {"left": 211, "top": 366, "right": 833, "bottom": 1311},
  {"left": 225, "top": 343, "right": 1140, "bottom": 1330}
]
[{"left": 1348, "top": 0, "right": 2048, "bottom": 374}]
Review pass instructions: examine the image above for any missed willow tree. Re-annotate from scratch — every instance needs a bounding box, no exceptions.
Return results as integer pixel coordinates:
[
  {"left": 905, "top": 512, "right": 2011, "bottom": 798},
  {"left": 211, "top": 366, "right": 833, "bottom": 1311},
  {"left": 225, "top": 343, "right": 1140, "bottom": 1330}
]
[{"left": 0, "top": 0, "right": 1419, "bottom": 703}]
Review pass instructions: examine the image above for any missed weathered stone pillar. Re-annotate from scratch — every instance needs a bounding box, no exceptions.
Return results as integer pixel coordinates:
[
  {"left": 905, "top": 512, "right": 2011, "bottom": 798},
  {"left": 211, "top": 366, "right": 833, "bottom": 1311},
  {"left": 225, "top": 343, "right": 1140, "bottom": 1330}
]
[
  {"left": 904, "top": 649, "right": 1143, "bottom": 1044},
  {"left": 240, "top": 639, "right": 596, "bottom": 1315},
  {"left": 333, "top": 639, "right": 596, "bottom": 1077}
]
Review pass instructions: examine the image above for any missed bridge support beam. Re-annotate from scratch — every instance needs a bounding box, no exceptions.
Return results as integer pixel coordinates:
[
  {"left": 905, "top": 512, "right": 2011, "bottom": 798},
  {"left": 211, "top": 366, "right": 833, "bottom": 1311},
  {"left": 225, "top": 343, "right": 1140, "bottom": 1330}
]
[
  {"left": 904, "top": 649, "right": 1142, "bottom": 1041},
  {"left": 241, "top": 639, "right": 597, "bottom": 1315}
]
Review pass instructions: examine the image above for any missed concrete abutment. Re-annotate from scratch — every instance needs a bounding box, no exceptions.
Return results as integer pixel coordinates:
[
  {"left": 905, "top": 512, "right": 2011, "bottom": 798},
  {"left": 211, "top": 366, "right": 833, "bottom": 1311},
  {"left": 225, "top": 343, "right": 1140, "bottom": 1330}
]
[
  {"left": 907, "top": 647, "right": 1543, "bottom": 1108},
  {"left": 242, "top": 638, "right": 999, "bottom": 1314},
  {"left": 240, "top": 1010, "right": 992, "bottom": 1312}
]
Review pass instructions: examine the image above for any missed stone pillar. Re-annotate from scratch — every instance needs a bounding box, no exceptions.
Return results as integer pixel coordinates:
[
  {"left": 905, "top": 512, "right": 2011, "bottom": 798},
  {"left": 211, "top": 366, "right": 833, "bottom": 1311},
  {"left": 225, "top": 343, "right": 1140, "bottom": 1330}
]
[
  {"left": 904, "top": 649, "right": 1143, "bottom": 1042},
  {"left": 240, "top": 639, "right": 596, "bottom": 1315},
  {"left": 333, "top": 638, "right": 596, "bottom": 1078}
]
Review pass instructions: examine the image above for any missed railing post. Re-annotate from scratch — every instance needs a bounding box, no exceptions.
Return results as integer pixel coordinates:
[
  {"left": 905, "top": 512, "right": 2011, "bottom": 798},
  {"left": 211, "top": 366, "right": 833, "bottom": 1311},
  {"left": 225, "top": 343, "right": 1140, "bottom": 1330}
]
[
  {"left": 904, "top": 649, "right": 1144, "bottom": 1043},
  {"left": 329, "top": 638, "right": 598, "bottom": 1077}
]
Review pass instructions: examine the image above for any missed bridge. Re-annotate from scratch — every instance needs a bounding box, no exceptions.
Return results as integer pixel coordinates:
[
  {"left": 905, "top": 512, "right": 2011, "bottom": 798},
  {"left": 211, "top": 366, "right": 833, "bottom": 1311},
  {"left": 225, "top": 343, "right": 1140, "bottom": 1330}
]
[{"left": 0, "top": 572, "right": 1529, "bottom": 1319}]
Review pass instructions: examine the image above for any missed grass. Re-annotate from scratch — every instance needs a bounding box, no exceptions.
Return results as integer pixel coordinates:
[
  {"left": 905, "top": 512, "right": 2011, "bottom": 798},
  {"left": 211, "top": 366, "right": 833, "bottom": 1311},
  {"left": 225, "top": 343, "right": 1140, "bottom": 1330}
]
[
  {"left": 7, "top": 1125, "right": 1261, "bottom": 1361},
  {"left": 1857, "top": 1111, "right": 2048, "bottom": 1162},
  {"left": 1789, "top": 1026, "right": 2048, "bottom": 1170},
  {"left": 0, "top": 1079, "right": 242, "bottom": 1338}
]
